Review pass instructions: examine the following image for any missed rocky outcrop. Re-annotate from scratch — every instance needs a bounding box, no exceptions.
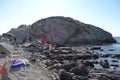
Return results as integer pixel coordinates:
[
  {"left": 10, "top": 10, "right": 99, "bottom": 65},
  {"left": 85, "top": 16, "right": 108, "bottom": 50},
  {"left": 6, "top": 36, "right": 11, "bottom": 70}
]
[
  {"left": 8, "top": 24, "right": 31, "bottom": 43},
  {"left": 0, "top": 43, "right": 10, "bottom": 57},
  {"left": 8, "top": 16, "right": 116, "bottom": 45}
]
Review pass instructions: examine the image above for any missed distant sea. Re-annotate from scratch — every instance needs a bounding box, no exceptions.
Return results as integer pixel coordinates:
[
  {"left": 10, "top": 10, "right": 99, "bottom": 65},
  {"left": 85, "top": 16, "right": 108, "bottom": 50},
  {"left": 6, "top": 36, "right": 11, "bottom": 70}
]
[
  {"left": 114, "top": 37, "right": 120, "bottom": 43},
  {"left": 109, "top": 37, "right": 120, "bottom": 50}
]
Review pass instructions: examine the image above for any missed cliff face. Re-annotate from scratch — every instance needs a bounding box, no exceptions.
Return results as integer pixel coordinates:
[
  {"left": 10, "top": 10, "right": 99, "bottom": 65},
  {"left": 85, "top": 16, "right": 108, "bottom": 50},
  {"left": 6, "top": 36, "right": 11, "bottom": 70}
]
[{"left": 8, "top": 16, "right": 116, "bottom": 45}]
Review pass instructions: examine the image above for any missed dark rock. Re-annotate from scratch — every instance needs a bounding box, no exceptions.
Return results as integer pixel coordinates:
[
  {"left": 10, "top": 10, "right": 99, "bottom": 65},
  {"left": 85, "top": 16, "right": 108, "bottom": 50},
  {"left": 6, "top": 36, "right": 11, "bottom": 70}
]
[
  {"left": 111, "top": 59, "right": 119, "bottom": 62},
  {"left": 62, "top": 62, "right": 77, "bottom": 71},
  {"left": 61, "top": 50, "right": 71, "bottom": 54},
  {"left": 72, "top": 75, "right": 88, "bottom": 80},
  {"left": 48, "top": 63, "right": 62, "bottom": 70},
  {"left": 97, "top": 75, "right": 110, "bottom": 80},
  {"left": 90, "top": 46, "right": 101, "bottom": 50},
  {"left": 0, "top": 44, "right": 10, "bottom": 58},
  {"left": 59, "top": 47, "right": 72, "bottom": 50},
  {"left": 100, "top": 60, "right": 110, "bottom": 68},
  {"left": 70, "top": 64, "right": 89, "bottom": 76},
  {"left": 111, "top": 54, "right": 120, "bottom": 59},
  {"left": 72, "top": 54, "right": 92, "bottom": 60},
  {"left": 108, "top": 49, "right": 115, "bottom": 51},
  {"left": 83, "top": 61, "right": 94, "bottom": 68},
  {"left": 111, "top": 64, "right": 119, "bottom": 67},
  {"left": 91, "top": 54, "right": 99, "bottom": 59},
  {"left": 93, "top": 61, "right": 99, "bottom": 64},
  {"left": 2, "top": 33, "right": 16, "bottom": 42},
  {"left": 100, "top": 54, "right": 112, "bottom": 58},
  {"left": 98, "top": 74, "right": 120, "bottom": 80},
  {"left": 58, "top": 69, "right": 73, "bottom": 80}
]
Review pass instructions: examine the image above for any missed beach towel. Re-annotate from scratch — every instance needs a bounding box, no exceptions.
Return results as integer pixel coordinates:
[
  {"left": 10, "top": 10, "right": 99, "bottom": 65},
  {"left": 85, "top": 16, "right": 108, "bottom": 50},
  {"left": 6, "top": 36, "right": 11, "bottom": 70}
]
[
  {"left": 11, "top": 59, "right": 23, "bottom": 67},
  {"left": 22, "top": 59, "right": 30, "bottom": 65}
]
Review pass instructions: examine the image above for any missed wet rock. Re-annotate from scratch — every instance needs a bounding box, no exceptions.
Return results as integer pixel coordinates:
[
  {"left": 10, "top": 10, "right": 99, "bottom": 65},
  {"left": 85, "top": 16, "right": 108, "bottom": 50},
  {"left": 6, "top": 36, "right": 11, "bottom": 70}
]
[
  {"left": 44, "top": 60, "right": 53, "bottom": 67},
  {"left": 61, "top": 50, "right": 71, "bottom": 54},
  {"left": 62, "top": 62, "right": 77, "bottom": 71},
  {"left": 70, "top": 64, "right": 89, "bottom": 76},
  {"left": 59, "top": 47, "right": 72, "bottom": 50},
  {"left": 98, "top": 74, "right": 120, "bottom": 80},
  {"left": 72, "top": 75, "right": 88, "bottom": 80},
  {"left": 58, "top": 69, "right": 73, "bottom": 80},
  {"left": 48, "top": 63, "right": 62, "bottom": 70},
  {"left": 83, "top": 61, "right": 94, "bottom": 68},
  {"left": 97, "top": 75, "right": 110, "bottom": 80},
  {"left": 90, "top": 47, "right": 101, "bottom": 50},
  {"left": 100, "top": 49, "right": 104, "bottom": 51},
  {"left": 91, "top": 54, "right": 99, "bottom": 59},
  {"left": 111, "top": 64, "right": 119, "bottom": 67},
  {"left": 111, "top": 54, "right": 120, "bottom": 59},
  {"left": 111, "top": 59, "right": 118, "bottom": 62},
  {"left": 93, "top": 61, "right": 99, "bottom": 64},
  {"left": 63, "top": 55, "right": 73, "bottom": 60},
  {"left": 72, "top": 54, "right": 92, "bottom": 60},
  {"left": 100, "top": 60, "right": 110, "bottom": 68},
  {"left": 100, "top": 54, "right": 112, "bottom": 58},
  {"left": 108, "top": 49, "right": 115, "bottom": 51}
]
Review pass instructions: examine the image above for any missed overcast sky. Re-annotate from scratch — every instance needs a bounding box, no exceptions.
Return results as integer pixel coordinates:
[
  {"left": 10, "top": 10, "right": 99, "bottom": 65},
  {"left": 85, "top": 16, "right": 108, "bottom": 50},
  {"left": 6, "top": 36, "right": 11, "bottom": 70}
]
[{"left": 0, "top": 0, "right": 120, "bottom": 36}]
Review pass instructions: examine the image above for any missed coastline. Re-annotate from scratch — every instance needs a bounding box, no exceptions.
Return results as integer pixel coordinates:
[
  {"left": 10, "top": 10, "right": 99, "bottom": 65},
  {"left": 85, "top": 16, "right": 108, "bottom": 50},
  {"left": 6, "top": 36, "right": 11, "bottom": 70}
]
[{"left": 0, "top": 39, "right": 120, "bottom": 80}]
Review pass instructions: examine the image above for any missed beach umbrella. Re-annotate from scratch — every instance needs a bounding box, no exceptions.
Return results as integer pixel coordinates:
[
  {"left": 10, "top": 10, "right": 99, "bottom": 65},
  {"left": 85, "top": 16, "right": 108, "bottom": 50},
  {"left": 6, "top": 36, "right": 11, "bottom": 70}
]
[{"left": 0, "top": 62, "right": 7, "bottom": 74}]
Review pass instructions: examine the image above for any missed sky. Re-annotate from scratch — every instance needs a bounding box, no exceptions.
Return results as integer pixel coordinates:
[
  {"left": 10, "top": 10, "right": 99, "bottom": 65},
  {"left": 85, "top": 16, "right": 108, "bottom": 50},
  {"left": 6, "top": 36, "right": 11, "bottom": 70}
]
[{"left": 0, "top": 0, "right": 120, "bottom": 36}]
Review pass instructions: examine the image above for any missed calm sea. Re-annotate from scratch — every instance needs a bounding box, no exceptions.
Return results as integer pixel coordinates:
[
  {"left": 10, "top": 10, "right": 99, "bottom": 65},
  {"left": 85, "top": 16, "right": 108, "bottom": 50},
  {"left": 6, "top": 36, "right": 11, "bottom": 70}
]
[
  {"left": 114, "top": 37, "right": 120, "bottom": 43},
  {"left": 93, "top": 37, "right": 120, "bottom": 72}
]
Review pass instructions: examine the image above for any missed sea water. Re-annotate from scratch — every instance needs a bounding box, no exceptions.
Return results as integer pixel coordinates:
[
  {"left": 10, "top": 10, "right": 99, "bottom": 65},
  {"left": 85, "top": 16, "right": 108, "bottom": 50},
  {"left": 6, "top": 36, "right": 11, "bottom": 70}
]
[{"left": 93, "top": 37, "right": 120, "bottom": 72}]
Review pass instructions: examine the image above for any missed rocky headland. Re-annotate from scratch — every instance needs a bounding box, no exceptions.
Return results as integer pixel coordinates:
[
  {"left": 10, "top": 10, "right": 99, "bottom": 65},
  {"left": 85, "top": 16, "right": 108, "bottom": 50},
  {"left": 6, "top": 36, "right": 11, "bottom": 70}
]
[{"left": 8, "top": 16, "right": 116, "bottom": 45}]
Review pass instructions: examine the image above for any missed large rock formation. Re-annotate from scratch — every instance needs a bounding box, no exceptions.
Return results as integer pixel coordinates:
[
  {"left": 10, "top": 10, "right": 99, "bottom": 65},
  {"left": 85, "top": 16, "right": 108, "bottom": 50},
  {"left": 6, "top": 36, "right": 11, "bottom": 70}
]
[{"left": 8, "top": 16, "right": 116, "bottom": 45}]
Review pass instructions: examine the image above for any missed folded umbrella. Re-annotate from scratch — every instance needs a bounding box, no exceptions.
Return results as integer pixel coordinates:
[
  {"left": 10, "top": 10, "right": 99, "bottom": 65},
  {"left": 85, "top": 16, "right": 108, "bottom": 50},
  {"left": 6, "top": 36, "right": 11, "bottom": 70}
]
[{"left": 0, "top": 62, "right": 7, "bottom": 74}]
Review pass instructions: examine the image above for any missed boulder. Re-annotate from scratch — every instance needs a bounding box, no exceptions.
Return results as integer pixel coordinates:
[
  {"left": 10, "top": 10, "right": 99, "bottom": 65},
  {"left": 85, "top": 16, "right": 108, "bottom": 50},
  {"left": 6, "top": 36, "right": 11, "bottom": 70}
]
[
  {"left": 83, "top": 61, "right": 94, "bottom": 68},
  {"left": 8, "top": 25, "right": 31, "bottom": 43},
  {"left": 8, "top": 16, "right": 116, "bottom": 45},
  {"left": 111, "top": 54, "right": 120, "bottom": 59},
  {"left": 70, "top": 64, "right": 89, "bottom": 76},
  {"left": 0, "top": 44, "right": 10, "bottom": 57},
  {"left": 58, "top": 69, "right": 73, "bottom": 80},
  {"left": 61, "top": 62, "right": 77, "bottom": 71},
  {"left": 100, "top": 60, "right": 110, "bottom": 68}
]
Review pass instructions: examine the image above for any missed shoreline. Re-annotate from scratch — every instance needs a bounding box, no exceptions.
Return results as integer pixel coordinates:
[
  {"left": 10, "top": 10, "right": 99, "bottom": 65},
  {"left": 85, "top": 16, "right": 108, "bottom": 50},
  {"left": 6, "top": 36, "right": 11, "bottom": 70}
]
[{"left": 0, "top": 41, "right": 120, "bottom": 80}]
